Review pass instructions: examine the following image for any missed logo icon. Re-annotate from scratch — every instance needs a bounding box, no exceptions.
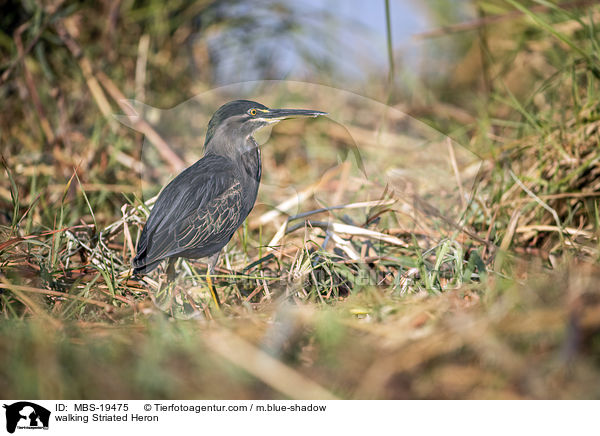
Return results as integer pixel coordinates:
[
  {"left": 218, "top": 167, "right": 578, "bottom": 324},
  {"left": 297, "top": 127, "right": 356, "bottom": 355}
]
[{"left": 3, "top": 402, "right": 50, "bottom": 434}]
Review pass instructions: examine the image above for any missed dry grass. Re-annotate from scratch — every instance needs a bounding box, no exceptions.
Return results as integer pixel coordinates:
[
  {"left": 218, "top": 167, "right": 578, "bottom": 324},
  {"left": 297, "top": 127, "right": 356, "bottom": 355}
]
[{"left": 1, "top": 0, "right": 599, "bottom": 399}]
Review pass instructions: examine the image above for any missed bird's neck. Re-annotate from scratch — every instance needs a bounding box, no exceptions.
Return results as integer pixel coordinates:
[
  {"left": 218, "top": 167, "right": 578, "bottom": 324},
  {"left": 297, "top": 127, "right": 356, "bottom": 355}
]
[
  {"left": 204, "top": 127, "right": 258, "bottom": 155},
  {"left": 240, "top": 137, "right": 262, "bottom": 183},
  {"left": 204, "top": 135, "right": 261, "bottom": 183}
]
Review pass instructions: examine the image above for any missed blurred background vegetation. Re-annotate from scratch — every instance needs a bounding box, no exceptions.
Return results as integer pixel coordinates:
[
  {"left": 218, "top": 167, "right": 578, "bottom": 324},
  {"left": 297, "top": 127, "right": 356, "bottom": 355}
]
[{"left": 1, "top": 0, "right": 600, "bottom": 399}]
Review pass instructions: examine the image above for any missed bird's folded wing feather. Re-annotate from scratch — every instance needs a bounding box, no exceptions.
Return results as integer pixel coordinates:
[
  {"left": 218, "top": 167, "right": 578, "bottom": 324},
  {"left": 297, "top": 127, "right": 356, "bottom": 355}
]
[
  {"left": 135, "top": 155, "right": 242, "bottom": 267},
  {"left": 175, "top": 180, "right": 242, "bottom": 250}
]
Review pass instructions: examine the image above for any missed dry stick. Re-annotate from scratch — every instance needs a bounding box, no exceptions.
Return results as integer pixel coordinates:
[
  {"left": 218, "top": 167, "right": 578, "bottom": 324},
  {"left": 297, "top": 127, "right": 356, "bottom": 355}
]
[
  {"left": 0, "top": 283, "right": 114, "bottom": 311},
  {"left": 260, "top": 270, "right": 271, "bottom": 302},
  {"left": 263, "top": 170, "right": 381, "bottom": 249},
  {"left": 411, "top": 194, "right": 492, "bottom": 248},
  {"left": 203, "top": 328, "right": 339, "bottom": 400},
  {"left": 329, "top": 231, "right": 360, "bottom": 260},
  {"left": 414, "top": 0, "right": 598, "bottom": 39},
  {"left": 55, "top": 21, "right": 185, "bottom": 173},
  {"left": 55, "top": 22, "right": 113, "bottom": 120},
  {"left": 96, "top": 71, "right": 186, "bottom": 172},
  {"left": 286, "top": 220, "right": 408, "bottom": 247},
  {"left": 266, "top": 220, "right": 289, "bottom": 254},
  {"left": 47, "top": 183, "right": 138, "bottom": 193},
  {"left": 0, "top": 224, "right": 93, "bottom": 251},
  {"left": 120, "top": 204, "right": 136, "bottom": 261},
  {"left": 243, "top": 285, "right": 264, "bottom": 303},
  {"left": 446, "top": 137, "right": 466, "bottom": 208},
  {"left": 76, "top": 322, "right": 146, "bottom": 330},
  {"left": 123, "top": 222, "right": 136, "bottom": 262},
  {"left": 135, "top": 34, "right": 150, "bottom": 103},
  {"left": 482, "top": 208, "right": 499, "bottom": 260},
  {"left": 516, "top": 225, "right": 594, "bottom": 239},
  {"left": 506, "top": 191, "right": 600, "bottom": 203},
  {"left": 252, "top": 164, "right": 343, "bottom": 228},
  {"left": 495, "top": 208, "right": 522, "bottom": 272},
  {"left": 509, "top": 170, "right": 565, "bottom": 245},
  {"left": 3, "top": 286, "right": 62, "bottom": 329},
  {"left": 96, "top": 287, "right": 135, "bottom": 307},
  {"left": 339, "top": 255, "right": 399, "bottom": 265},
  {"left": 287, "top": 199, "right": 397, "bottom": 223}
]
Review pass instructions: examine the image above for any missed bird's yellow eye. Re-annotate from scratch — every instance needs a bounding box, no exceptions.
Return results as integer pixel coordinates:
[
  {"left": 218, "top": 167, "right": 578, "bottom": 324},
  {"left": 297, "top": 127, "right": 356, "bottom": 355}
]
[{"left": 249, "top": 108, "right": 257, "bottom": 116}]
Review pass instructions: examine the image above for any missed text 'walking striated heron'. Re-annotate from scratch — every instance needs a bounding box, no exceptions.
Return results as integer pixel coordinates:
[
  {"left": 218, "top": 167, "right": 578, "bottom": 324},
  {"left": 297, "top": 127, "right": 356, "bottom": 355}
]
[{"left": 133, "top": 99, "right": 326, "bottom": 308}]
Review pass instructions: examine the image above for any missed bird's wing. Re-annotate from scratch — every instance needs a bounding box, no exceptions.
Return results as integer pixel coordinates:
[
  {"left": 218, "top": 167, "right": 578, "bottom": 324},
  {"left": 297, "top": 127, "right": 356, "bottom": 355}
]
[
  {"left": 174, "top": 180, "right": 243, "bottom": 252},
  {"left": 134, "top": 154, "right": 242, "bottom": 270}
]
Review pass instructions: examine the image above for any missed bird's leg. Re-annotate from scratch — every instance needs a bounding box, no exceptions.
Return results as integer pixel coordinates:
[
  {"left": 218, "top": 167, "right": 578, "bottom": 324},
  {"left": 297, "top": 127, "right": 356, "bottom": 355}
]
[
  {"left": 166, "top": 257, "right": 177, "bottom": 282},
  {"left": 206, "top": 252, "right": 221, "bottom": 309}
]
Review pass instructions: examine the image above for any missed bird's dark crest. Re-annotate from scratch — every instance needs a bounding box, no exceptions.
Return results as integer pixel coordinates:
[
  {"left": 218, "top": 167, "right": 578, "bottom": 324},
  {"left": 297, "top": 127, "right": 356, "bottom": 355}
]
[{"left": 204, "top": 100, "right": 268, "bottom": 147}]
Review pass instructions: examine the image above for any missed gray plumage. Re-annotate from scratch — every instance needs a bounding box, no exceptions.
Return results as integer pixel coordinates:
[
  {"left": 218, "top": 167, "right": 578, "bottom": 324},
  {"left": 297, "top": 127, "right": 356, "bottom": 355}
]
[{"left": 133, "top": 99, "right": 325, "bottom": 276}]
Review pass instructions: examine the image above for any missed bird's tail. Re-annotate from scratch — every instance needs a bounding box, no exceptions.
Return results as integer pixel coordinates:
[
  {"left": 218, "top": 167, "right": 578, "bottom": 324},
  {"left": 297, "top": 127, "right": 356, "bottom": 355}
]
[{"left": 132, "top": 254, "right": 162, "bottom": 275}]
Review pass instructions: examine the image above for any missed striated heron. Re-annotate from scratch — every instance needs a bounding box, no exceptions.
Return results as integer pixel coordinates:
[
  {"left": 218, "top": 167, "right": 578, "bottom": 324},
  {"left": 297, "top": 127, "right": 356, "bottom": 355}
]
[{"left": 133, "top": 99, "right": 326, "bottom": 308}]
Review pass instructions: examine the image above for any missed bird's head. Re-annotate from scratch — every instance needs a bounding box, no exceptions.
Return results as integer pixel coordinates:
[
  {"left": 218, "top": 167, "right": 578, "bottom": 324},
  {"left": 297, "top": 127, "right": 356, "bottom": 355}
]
[{"left": 204, "top": 99, "right": 326, "bottom": 156}]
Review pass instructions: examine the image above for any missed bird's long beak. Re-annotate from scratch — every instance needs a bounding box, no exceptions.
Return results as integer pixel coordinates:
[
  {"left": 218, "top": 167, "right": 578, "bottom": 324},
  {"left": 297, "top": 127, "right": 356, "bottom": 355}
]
[{"left": 260, "top": 108, "right": 327, "bottom": 121}]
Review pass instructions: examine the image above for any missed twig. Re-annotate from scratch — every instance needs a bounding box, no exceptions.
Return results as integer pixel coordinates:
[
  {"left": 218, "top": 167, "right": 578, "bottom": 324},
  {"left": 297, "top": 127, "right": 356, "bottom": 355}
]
[
  {"left": 243, "top": 285, "right": 264, "bottom": 303},
  {"left": 446, "top": 138, "right": 466, "bottom": 208},
  {"left": 0, "top": 224, "right": 93, "bottom": 251},
  {"left": 285, "top": 220, "right": 408, "bottom": 247},
  {"left": 0, "top": 283, "right": 114, "bottom": 311},
  {"left": 55, "top": 22, "right": 113, "bottom": 120},
  {"left": 135, "top": 34, "right": 150, "bottom": 103},
  {"left": 516, "top": 224, "right": 594, "bottom": 239},
  {"left": 287, "top": 199, "right": 396, "bottom": 222},
  {"left": 509, "top": 170, "right": 565, "bottom": 245},
  {"left": 96, "top": 71, "right": 186, "bottom": 172},
  {"left": 251, "top": 165, "right": 343, "bottom": 228}
]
